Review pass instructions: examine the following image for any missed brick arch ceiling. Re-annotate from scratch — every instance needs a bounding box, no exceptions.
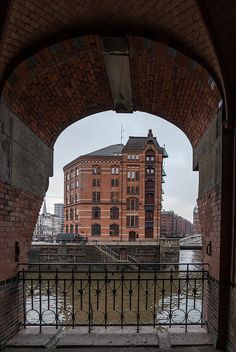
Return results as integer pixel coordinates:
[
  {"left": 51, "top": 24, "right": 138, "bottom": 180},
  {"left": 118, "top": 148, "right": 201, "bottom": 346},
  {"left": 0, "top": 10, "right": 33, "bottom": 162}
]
[
  {"left": 2, "top": 35, "right": 221, "bottom": 148},
  {"left": 0, "top": 0, "right": 221, "bottom": 84}
]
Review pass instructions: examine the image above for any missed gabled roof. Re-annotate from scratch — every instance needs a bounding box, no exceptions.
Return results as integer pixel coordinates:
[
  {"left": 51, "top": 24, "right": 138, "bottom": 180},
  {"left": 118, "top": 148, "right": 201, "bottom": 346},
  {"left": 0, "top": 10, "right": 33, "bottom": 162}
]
[{"left": 123, "top": 136, "right": 160, "bottom": 150}]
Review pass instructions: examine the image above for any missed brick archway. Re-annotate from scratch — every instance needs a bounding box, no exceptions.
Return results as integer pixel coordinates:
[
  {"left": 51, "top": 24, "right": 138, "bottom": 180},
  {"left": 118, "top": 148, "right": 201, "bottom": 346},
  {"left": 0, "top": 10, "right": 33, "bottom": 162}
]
[{"left": 0, "top": 33, "right": 233, "bottom": 350}]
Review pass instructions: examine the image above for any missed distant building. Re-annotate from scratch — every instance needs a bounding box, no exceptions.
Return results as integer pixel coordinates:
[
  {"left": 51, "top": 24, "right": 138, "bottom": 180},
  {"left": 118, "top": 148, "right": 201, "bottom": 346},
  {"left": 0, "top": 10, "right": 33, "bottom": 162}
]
[
  {"left": 33, "top": 200, "right": 61, "bottom": 242},
  {"left": 160, "top": 210, "right": 193, "bottom": 238},
  {"left": 193, "top": 205, "right": 201, "bottom": 234},
  {"left": 54, "top": 203, "right": 64, "bottom": 232},
  {"left": 63, "top": 130, "right": 168, "bottom": 242}
]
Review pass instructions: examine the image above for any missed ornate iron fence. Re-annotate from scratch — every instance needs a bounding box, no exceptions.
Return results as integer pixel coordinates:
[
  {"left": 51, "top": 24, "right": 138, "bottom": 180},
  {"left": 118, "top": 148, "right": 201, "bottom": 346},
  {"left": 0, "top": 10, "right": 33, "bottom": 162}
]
[{"left": 18, "top": 262, "right": 208, "bottom": 332}]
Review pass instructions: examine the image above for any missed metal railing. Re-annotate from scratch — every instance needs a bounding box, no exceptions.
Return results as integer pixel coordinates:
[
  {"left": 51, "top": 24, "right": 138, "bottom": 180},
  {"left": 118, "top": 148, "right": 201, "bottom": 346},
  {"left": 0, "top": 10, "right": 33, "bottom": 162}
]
[{"left": 18, "top": 262, "right": 208, "bottom": 333}]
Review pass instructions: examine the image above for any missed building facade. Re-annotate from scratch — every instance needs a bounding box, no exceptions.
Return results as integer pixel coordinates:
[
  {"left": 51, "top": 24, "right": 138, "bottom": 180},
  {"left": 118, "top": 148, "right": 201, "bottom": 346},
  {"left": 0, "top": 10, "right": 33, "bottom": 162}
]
[
  {"left": 160, "top": 210, "right": 193, "bottom": 238},
  {"left": 193, "top": 205, "right": 201, "bottom": 234},
  {"left": 54, "top": 203, "right": 64, "bottom": 233},
  {"left": 33, "top": 200, "right": 61, "bottom": 242},
  {"left": 63, "top": 130, "right": 167, "bottom": 242}
]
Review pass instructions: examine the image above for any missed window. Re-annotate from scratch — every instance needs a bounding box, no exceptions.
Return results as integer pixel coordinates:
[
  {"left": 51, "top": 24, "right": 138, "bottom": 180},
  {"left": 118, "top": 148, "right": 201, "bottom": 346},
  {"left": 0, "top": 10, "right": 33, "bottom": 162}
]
[
  {"left": 92, "top": 165, "right": 101, "bottom": 175},
  {"left": 92, "top": 191, "right": 100, "bottom": 203},
  {"left": 75, "top": 193, "right": 78, "bottom": 202},
  {"left": 111, "top": 166, "right": 119, "bottom": 175},
  {"left": 66, "top": 225, "right": 68, "bottom": 233},
  {"left": 146, "top": 151, "right": 155, "bottom": 162},
  {"left": 146, "top": 210, "right": 154, "bottom": 221},
  {"left": 76, "top": 180, "right": 79, "bottom": 188},
  {"left": 70, "top": 208, "right": 74, "bottom": 220},
  {"left": 75, "top": 224, "right": 78, "bottom": 234},
  {"left": 126, "top": 215, "right": 139, "bottom": 227},
  {"left": 91, "top": 223, "right": 101, "bottom": 236},
  {"left": 128, "top": 154, "right": 139, "bottom": 160},
  {"left": 70, "top": 182, "right": 74, "bottom": 190},
  {"left": 75, "top": 208, "right": 78, "bottom": 220},
  {"left": 66, "top": 173, "right": 70, "bottom": 181},
  {"left": 76, "top": 168, "right": 79, "bottom": 176},
  {"left": 110, "top": 207, "right": 119, "bottom": 219},
  {"left": 93, "top": 179, "right": 100, "bottom": 187},
  {"left": 66, "top": 196, "right": 69, "bottom": 205},
  {"left": 111, "top": 179, "right": 119, "bottom": 187},
  {"left": 70, "top": 224, "right": 74, "bottom": 233},
  {"left": 70, "top": 170, "right": 74, "bottom": 178},
  {"left": 70, "top": 194, "right": 74, "bottom": 204},
  {"left": 127, "top": 171, "right": 139, "bottom": 181},
  {"left": 145, "top": 193, "right": 154, "bottom": 204},
  {"left": 127, "top": 198, "right": 139, "bottom": 211},
  {"left": 145, "top": 228, "right": 153, "bottom": 238},
  {"left": 111, "top": 191, "right": 119, "bottom": 203},
  {"left": 92, "top": 207, "right": 101, "bottom": 219},
  {"left": 127, "top": 186, "right": 139, "bottom": 194},
  {"left": 66, "top": 210, "right": 68, "bottom": 221},
  {"left": 66, "top": 184, "right": 69, "bottom": 191},
  {"left": 146, "top": 180, "right": 155, "bottom": 190},
  {"left": 146, "top": 168, "right": 155, "bottom": 175},
  {"left": 110, "top": 224, "right": 119, "bottom": 236}
]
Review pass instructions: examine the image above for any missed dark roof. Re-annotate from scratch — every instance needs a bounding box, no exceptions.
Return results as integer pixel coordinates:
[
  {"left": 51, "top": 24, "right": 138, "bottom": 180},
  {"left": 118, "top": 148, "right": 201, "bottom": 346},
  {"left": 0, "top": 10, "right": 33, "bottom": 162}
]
[
  {"left": 123, "top": 136, "right": 160, "bottom": 150},
  {"left": 82, "top": 144, "right": 123, "bottom": 157}
]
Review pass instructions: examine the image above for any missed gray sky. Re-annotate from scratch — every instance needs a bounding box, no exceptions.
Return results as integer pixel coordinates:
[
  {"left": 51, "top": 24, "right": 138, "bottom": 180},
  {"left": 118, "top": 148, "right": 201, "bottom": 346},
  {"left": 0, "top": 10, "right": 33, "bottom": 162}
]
[{"left": 45, "top": 111, "right": 198, "bottom": 222}]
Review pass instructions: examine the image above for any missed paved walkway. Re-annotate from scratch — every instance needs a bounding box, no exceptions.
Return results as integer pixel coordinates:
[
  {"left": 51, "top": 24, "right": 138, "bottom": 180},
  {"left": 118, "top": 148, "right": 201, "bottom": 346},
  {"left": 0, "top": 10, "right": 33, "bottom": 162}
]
[{"left": 5, "top": 347, "right": 223, "bottom": 351}]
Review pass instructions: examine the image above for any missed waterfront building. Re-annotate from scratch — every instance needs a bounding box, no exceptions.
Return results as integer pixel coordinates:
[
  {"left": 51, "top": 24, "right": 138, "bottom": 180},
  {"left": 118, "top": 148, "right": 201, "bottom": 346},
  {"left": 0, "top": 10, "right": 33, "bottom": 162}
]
[
  {"left": 63, "top": 130, "right": 168, "bottom": 242},
  {"left": 160, "top": 210, "right": 193, "bottom": 238}
]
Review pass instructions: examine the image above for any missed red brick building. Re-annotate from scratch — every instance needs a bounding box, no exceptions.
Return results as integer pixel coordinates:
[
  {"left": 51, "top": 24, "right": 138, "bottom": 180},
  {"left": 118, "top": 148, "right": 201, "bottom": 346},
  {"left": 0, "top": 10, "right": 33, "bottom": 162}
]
[
  {"left": 63, "top": 130, "right": 167, "bottom": 242},
  {"left": 160, "top": 210, "right": 193, "bottom": 238}
]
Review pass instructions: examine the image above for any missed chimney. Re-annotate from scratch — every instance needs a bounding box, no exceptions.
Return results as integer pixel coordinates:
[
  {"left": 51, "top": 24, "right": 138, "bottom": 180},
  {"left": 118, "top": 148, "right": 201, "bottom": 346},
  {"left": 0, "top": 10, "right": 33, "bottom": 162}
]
[{"left": 148, "top": 129, "right": 153, "bottom": 138}]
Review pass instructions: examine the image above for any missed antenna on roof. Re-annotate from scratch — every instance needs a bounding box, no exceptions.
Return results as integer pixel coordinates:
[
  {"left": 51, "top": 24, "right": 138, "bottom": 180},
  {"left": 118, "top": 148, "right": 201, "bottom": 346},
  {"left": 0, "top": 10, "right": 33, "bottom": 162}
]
[{"left": 121, "top": 124, "right": 125, "bottom": 145}]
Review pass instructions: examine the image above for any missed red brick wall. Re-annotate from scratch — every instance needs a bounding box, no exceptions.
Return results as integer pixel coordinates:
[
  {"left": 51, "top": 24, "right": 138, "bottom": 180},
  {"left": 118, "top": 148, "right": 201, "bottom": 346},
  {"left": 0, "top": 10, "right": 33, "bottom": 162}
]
[
  {"left": 0, "top": 181, "right": 42, "bottom": 281},
  {"left": 0, "top": 278, "right": 22, "bottom": 348}
]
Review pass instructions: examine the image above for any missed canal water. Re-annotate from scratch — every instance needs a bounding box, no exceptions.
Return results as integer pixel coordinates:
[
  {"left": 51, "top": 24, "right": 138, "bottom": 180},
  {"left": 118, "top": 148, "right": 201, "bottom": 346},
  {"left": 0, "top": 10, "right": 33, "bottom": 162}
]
[{"left": 23, "top": 250, "right": 205, "bottom": 329}]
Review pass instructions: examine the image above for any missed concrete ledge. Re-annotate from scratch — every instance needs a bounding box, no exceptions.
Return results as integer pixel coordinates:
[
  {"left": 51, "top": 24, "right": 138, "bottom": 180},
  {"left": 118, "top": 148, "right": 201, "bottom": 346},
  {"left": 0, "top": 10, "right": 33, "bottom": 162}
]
[
  {"left": 7, "top": 326, "right": 212, "bottom": 349},
  {"left": 7, "top": 327, "right": 61, "bottom": 348}
]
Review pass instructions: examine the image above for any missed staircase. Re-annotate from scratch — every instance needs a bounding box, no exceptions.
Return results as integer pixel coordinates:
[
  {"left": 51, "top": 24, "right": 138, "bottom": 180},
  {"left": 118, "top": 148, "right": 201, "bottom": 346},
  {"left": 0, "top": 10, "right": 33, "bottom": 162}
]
[{"left": 92, "top": 242, "right": 139, "bottom": 269}]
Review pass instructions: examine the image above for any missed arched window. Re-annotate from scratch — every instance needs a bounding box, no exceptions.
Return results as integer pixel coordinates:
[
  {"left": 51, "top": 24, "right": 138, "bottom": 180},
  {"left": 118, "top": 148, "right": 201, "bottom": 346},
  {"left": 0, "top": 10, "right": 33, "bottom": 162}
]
[
  {"left": 75, "top": 224, "right": 78, "bottom": 234},
  {"left": 66, "top": 209, "right": 68, "bottom": 221},
  {"left": 92, "top": 165, "right": 101, "bottom": 175},
  {"left": 127, "top": 198, "right": 139, "bottom": 211},
  {"left": 91, "top": 223, "right": 101, "bottom": 236},
  {"left": 66, "top": 225, "right": 68, "bottom": 233},
  {"left": 110, "top": 224, "right": 119, "bottom": 236},
  {"left": 75, "top": 208, "right": 78, "bottom": 220},
  {"left": 70, "top": 208, "right": 74, "bottom": 220},
  {"left": 146, "top": 168, "right": 155, "bottom": 175},
  {"left": 70, "top": 224, "right": 74, "bottom": 233},
  {"left": 110, "top": 207, "right": 119, "bottom": 219},
  {"left": 111, "top": 166, "right": 119, "bottom": 175},
  {"left": 92, "top": 207, "right": 101, "bottom": 219}
]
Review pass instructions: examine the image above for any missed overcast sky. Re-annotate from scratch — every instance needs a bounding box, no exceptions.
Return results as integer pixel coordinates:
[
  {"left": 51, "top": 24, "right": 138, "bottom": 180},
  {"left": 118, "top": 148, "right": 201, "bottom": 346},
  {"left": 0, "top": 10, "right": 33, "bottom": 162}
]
[{"left": 45, "top": 111, "right": 198, "bottom": 222}]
